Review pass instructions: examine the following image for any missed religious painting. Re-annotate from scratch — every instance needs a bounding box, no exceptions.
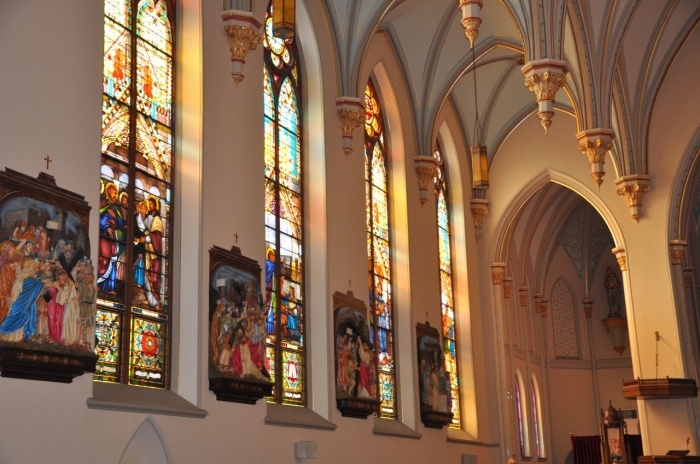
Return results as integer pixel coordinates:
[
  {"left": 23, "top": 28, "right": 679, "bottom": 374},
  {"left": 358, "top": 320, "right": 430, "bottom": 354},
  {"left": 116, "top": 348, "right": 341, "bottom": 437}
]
[
  {"left": 416, "top": 321, "right": 454, "bottom": 428},
  {"left": 0, "top": 169, "right": 97, "bottom": 382},
  {"left": 208, "top": 245, "right": 272, "bottom": 404},
  {"left": 334, "top": 290, "right": 380, "bottom": 418}
]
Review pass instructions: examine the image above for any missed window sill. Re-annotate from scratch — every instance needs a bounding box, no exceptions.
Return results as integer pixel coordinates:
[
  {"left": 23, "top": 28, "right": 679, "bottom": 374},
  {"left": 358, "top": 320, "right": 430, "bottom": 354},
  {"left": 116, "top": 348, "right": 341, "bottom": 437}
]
[
  {"left": 264, "top": 403, "right": 337, "bottom": 430},
  {"left": 447, "top": 428, "right": 499, "bottom": 446},
  {"left": 86, "top": 382, "right": 208, "bottom": 419},
  {"left": 372, "top": 417, "right": 421, "bottom": 439}
]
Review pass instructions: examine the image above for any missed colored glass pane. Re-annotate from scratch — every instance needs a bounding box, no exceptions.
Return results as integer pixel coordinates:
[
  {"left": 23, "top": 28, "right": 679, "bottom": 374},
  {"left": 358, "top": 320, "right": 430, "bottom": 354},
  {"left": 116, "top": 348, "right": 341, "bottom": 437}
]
[
  {"left": 264, "top": 2, "right": 305, "bottom": 406},
  {"left": 98, "top": 0, "right": 174, "bottom": 388},
  {"left": 104, "top": 21, "right": 131, "bottom": 104},
  {"left": 129, "top": 315, "right": 166, "bottom": 387},
  {"left": 102, "top": 98, "right": 131, "bottom": 155},
  {"left": 105, "top": 0, "right": 132, "bottom": 29},
  {"left": 434, "top": 146, "right": 461, "bottom": 429},
  {"left": 365, "top": 80, "right": 396, "bottom": 420},
  {"left": 94, "top": 308, "right": 121, "bottom": 382}
]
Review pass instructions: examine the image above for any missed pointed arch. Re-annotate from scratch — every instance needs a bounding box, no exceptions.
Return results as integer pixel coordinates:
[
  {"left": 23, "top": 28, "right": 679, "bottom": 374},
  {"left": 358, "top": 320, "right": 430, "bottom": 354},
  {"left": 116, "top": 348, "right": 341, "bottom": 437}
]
[
  {"left": 514, "top": 368, "right": 531, "bottom": 457},
  {"left": 263, "top": 0, "right": 306, "bottom": 406},
  {"left": 531, "top": 374, "right": 546, "bottom": 458},
  {"left": 120, "top": 417, "right": 170, "bottom": 464},
  {"left": 98, "top": 0, "right": 175, "bottom": 388}
]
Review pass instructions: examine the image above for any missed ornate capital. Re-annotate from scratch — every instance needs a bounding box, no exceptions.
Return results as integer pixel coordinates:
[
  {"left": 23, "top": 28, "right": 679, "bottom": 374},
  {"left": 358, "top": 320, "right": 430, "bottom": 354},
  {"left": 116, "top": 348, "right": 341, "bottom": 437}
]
[
  {"left": 615, "top": 175, "right": 651, "bottom": 222},
  {"left": 518, "top": 286, "right": 528, "bottom": 307},
  {"left": 612, "top": 247, "right": 627, "bottom": 271},
  {"left": 470, "top": 198, "right": 489, "bottom": 240},
  {"left": 533, "top": 293, "right": 542, "bottom": 314},
  {"left": 539, "top": 298, "right": 548, "bottom": 317},
  {"left": 521, "top": 59, "right": 568, "bottom": 135},
  {"left": 576, "top": 128, "right": 614, "bottom": 190},
  {"left": 490, "top": 262, "right": 506, "bottom": 285},
  {"left": 459, "top": 0, "right": 483, "bottom": 48},
  {"left": 414, "top": 156, "right": 440, "bottom": 205},
  {"left": 222, "top": 11, "right": 262, "bottom": 85},
  {"left": 684, "top": 274, "right": 693, "bottom": 289},
  {"left": 582, "top": 299, "right": 593, "bottom": 318},
  {"left": 669, "top": 240, "right": 688, "bottom": 266},
  {"left": 503, "top": 277, "right": 513, "bottom": 299},
  {"left": 335, "top": 97, "right": 365, "bottom": 155}
]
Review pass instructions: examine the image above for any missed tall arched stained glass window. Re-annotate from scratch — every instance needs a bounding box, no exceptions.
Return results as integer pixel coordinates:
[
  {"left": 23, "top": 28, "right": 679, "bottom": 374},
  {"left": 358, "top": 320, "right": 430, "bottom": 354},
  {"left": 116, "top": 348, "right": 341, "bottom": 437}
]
[
  {"left": 263, "top": 3, "right": 305, "bottom": 406},
  {"left": 365, "top": 80, "right": 396, "bottom": 420},
  {"left": 97, "top": 0, "right": 174, "bottom": 388},
  {"left": 433, "top": 145, "right": 461, "bottom": 429}
]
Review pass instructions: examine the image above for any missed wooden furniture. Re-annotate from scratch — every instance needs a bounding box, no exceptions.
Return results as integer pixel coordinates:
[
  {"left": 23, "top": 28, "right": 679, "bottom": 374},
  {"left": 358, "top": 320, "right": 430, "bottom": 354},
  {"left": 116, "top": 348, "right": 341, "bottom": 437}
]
[{"left": 638, "top": 456, "right": 700, "bottom": 464}]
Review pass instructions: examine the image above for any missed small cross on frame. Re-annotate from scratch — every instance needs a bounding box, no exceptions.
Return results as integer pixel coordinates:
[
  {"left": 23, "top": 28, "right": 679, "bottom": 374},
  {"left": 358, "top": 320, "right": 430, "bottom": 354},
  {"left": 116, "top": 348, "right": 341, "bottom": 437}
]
[
  {"left": 234, "top": 232, "right": 239, "bottom": 243},
  {"left": 348, "top": 278, "right": 352, "bottom": 289},
  {"left": 44, "top": 155, "right": 52, "bottom": 170}
]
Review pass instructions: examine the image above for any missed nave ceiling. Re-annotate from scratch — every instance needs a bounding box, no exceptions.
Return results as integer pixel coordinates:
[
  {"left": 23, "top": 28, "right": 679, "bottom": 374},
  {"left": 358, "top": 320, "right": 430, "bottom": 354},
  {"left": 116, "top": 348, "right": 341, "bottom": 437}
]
[{"left": 322, "top": 0, "right": 700, "bottom": 184}]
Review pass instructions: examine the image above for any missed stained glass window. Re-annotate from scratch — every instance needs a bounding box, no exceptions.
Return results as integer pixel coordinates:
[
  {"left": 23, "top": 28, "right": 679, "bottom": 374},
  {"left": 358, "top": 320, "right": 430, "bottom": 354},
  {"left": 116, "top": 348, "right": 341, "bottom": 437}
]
[
  {"left": 515, "top": 371, "right": 531, "bottom": 457},
  {"left": 365, "top": 80, "right": 396, "bottom": 420},
  {"left": 97, "top": 0, "right": 173, "bottom": 388},
  {"left": 263, "top": 2, "right": 305, "bottom": 406},
  {"left": 433, "top": 145, "right": 461, "bottom": 429},
  {"left": 531, "top": 376, "right": 546, "bottom": 457}
]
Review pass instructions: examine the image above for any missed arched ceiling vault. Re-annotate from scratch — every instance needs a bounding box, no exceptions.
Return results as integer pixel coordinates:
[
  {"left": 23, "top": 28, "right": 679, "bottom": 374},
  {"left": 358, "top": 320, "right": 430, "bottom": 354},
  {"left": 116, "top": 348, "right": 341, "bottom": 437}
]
[{"left": 321, "top": 0, "right": 700, "bottom": 181}]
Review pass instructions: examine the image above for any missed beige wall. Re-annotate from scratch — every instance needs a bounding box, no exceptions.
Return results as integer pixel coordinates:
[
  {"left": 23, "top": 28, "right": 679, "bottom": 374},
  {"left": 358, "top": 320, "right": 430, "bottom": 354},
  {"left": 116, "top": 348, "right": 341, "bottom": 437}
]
[{"left": 0, "top": 0, "right": 699, "bottom": 463}]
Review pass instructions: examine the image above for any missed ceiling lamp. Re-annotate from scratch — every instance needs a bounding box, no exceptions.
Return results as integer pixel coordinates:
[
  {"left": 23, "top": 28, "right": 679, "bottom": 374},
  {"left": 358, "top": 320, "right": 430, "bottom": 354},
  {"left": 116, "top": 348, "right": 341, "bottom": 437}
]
[
  {"left": 272, "top": 0, "right": 295, "bottom": 39},
  {"left": 459, "top": 0, "right": 483, "bottom": 49},
  {"left": 470, "top": 46, "right": 488, "bottom": 189}
]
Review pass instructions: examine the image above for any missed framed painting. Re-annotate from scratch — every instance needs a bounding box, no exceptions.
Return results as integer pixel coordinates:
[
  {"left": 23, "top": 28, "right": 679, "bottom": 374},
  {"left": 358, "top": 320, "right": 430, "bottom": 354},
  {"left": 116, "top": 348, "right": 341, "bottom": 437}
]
[
  {"left": 0, "top": 169, "right": 97, "bottom": 383},
  {"left": 416, "top": 321, "right": 453, "bottom": 428},
  {"left": 208, "top": 245, "right": 272, "bottom": 404},
  {"left": 333, "top": 290, "right": 380, "bottom": 418}
]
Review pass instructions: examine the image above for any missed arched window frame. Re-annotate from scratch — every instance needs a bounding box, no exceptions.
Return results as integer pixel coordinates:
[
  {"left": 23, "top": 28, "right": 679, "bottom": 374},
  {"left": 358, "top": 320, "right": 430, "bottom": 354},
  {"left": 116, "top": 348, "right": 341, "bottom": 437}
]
[
  {"left": 97, "top": 0, "right": 175, "bottom": 389},
  {"left": 364, "top": 79, "right": 397, "bottom": 420},
  {"left": 515, "top": 369, "right": 531, "bottom": 457},
  {"left": 263, "top": 1, "right": 306, "bottom": 407},
  {"left": 531, "top": 374, "right": 546, "bottom": 458},
  {"left": 433, "top": 143, "right": 462, "bottom": 429}
]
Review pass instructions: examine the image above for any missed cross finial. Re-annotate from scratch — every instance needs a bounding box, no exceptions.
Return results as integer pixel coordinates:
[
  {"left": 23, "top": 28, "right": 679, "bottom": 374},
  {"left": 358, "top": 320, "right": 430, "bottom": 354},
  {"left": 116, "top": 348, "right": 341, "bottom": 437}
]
[
  {"left": 348, "top": 278, "right": 352, "bottom": 289},
  {"left": 44, "top": 155, "right": 52, "bottom": 170},
  {"left": 234, "top": 232, "right": 239, "bottom": 243}
]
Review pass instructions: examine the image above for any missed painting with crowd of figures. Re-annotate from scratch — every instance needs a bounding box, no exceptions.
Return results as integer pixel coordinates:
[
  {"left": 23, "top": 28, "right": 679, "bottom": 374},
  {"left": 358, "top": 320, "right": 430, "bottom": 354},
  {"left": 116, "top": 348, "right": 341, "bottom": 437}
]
[
  {"left": 333, "top": 290, "right": 380, "bottom": 418},
  {"left": 416, "top": 321, "right": 453, "bottom": 428},
  {"left": 0, "top": 169, "right": 97, "bottom": 382},
  {"left": 208, "top": 245, "right": 272, "bottom": 404}
]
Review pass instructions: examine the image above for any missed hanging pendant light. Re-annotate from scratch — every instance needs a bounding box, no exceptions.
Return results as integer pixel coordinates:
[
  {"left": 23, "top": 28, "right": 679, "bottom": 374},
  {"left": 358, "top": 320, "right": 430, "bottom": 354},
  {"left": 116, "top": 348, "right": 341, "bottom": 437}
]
[
  {"left": 459, "top": 0, "right": 483, "bottom": 49},
  {"left": 470, "top": 45, "right": 488, "bottom": 189},
  {"left": 272, "top": 0, "right": 295, "bottom": 39}
]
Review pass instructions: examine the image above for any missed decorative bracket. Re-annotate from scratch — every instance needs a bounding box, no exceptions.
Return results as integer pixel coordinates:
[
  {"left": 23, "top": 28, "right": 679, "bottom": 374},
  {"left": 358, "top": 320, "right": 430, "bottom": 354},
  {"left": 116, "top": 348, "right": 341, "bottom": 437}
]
[
  {"left": 335, "top": 97, "right": 365, "bottom": 155},
  {"left": 222, "top": 10, "right": 262, "bottom": 86},
  {"left": 414, "top": 156, "right": 440, "bottom": 205},
  {"left": 615, "top": 175, "right": 650, "bottom": 222},
  {"left": 576, "top": 128, "right": 614, "bottom": 190},
  {"left": 521, "top": 59, "right": 568, "bottom": 135},
  {"left": 470, "top": 198, "right": 489, "bottom": 240}
]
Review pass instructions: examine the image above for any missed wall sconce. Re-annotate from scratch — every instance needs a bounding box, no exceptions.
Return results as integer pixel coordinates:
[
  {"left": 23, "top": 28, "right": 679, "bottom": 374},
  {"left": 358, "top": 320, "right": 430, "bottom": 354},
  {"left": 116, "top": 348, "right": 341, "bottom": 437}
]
[
  {"left": 295, "top": 441, "right": 317, "bottom": 460},
  {"left": 221, "top": 10, "right": 262, "bottom": 85},
  {"left": 273, "top": 0, "right": 295, "bottom": 39}
]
